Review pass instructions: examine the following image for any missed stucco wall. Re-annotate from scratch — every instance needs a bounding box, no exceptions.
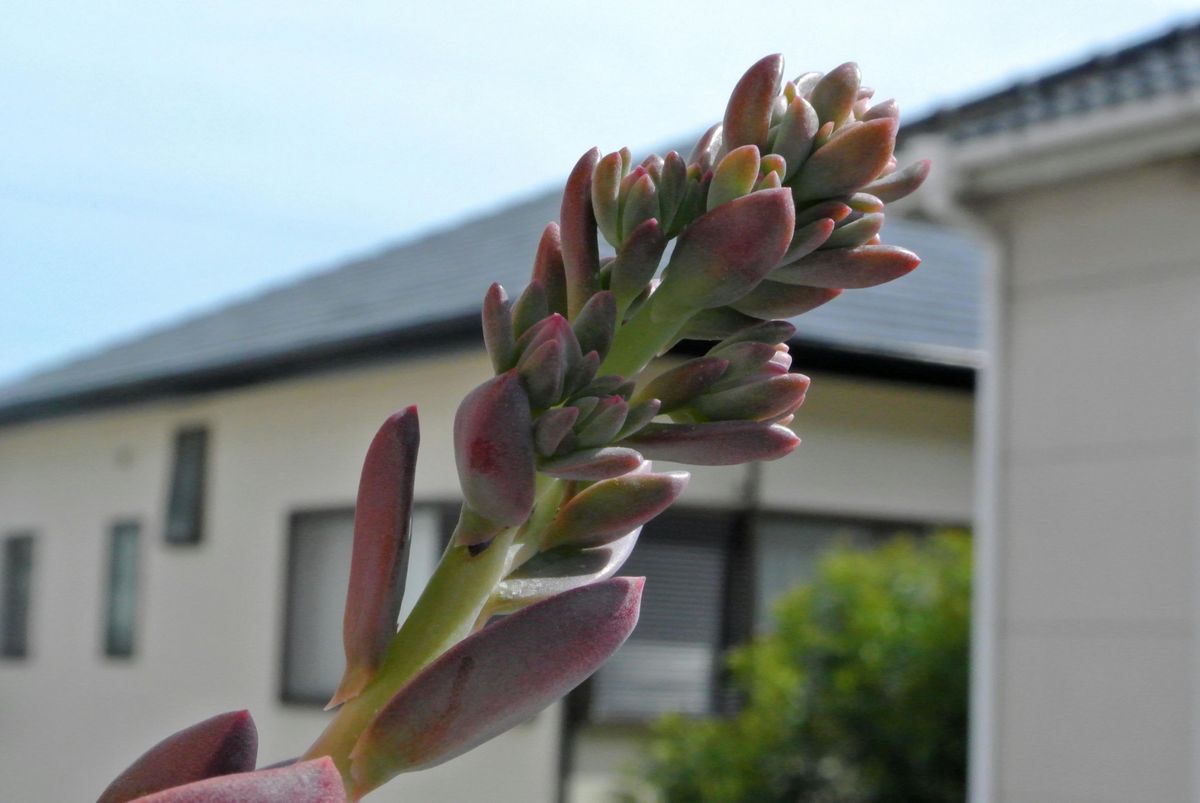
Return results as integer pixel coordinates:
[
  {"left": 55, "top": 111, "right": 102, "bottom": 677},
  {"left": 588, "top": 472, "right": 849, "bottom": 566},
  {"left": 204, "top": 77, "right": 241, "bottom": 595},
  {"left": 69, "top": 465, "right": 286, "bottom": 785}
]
[
  {"left": 0, "top": 349, "right": 973, "bottom": 801},
  {"left": 978, "top": 155, "right": 1200, "bottom": 802}
]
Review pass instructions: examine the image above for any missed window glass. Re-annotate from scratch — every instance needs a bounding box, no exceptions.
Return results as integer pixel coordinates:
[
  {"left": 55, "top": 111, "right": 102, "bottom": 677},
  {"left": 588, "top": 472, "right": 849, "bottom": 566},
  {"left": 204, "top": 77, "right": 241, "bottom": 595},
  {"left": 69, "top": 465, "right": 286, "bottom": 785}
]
[
  {"left": 104, "top": 521, "right": 140, "bottom": 658},
  {"left": 2, "top": 534, "right": 35, "bottom": 659},
  {"left": 282, "top": 506, "right": 441, "bottom": 704},
  {"left": 165, "top": 428, "right": 208, "bottom": 544}
]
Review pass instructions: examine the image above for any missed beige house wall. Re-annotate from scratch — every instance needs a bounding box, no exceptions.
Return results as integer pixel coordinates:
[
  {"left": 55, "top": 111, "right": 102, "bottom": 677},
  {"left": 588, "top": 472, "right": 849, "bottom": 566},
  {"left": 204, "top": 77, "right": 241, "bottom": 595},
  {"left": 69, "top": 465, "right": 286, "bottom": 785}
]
[
  {"left": 974, "top": 156, "right": 1200, "bottom": 802},
  {"left": 0, "top": 347, "right": 973, "bottom": 801}
]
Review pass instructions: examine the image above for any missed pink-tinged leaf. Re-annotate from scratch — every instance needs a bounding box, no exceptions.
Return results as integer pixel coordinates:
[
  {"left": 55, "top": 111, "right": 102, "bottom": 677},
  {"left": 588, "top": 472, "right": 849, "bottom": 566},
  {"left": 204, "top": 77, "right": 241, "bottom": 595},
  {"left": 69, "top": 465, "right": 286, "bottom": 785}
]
[
  {"left": 655, "top": 188, "right": 795, "bottom": 313},
  {"left": 616, "top": 399, "right": 661, "bottom": 440},
  {"left": 453, "top": 371, "right": 535, "bottom": 532},
  {"left": 847, "top": 192, "right": 885, "bottom": 213},
  {"left": 575, "top": 395, "right": 629, "bottom": 448},
  {"left": 619, "top": 172, "right": 658, "bottom": 246},
  {"left": 572, "top": 291, "right": 617, "bottom": 362},
  {"left": 517, "top": 338, "right": 567, "bottom": 408},
  {"left": 808, "top": 62, "right": 861, "bottom": 127},
  {"left": 712, "top": 319, "right": 796, "bottom": 349},
  {"left": 348, "top": 578, "right": 645, "bottom": 793},
  {"left": 861, "top": 158, "right": 931, "bottom": 203},
  {"left": 657, "top": 151, "right": 688, "bottom": 230},
  {"left": 130, "top": 757, "right": 345, "bottom": 803},
  {"left": 691, "top": 373, "right": 810, "bottom": 422},
  {"left": 794, "top": 199, "right": 851, "bottom": 228},
  {"left": 689, "top": 123, "right": 723, "bottom": 173},
  {"left": 511, "top": 279, "right": 549, "bottom": 339},
  {"left": 730, "top": 281, "right": 842, "bottom": 319},
  {"left": 863, "top": 98, "right": 899, "bottom": 121},
  {"left": 772, "top": 244, "right": 920, "bottom": 289},
  {"left": 481, "top": 284, "right": 516, "bottom": 374},
  {"left": 621, "top": 420, "right": 800, "bottom": 465},
  {"left": 330, "top": 409, "right": 421, "bottom": 709},
  {"left": 679, "top": 306, "right": 764, "bottom": 341},
  {"left": 772, "top": 96, "right": 819, "bottom": 181},
  {"left": 609, "top": 219, "right": 668, "bottom": 313},
  {"left": 560, "top": 148, "right": 602, "bottom": 319},
  {"left": 539, "top": 446, "right": 644, "bottom": 481},
  {"left": 545, "top": 472, "right": 688, "bottom": 548},
  {"left": 513, "top": 314, "right": 583, "bottom": 374},
  {"left": 793, "top": 117, "right": 897, "bottom": 201},
  {"left": 723, "top": 54, "right": 784, "bottom": 151},
  {"left": 821, "top": 212, "right": 885, "bottom": 250},
  {"left": 495, "top": 528, "right": 641, "bottom": 609},
  {"left": 98, "top": 711, "right": 257, "bottom": 803},
  {"left": 793, "top": 70, "right": 821, "bottom": 96},
  {"left": 634, "top": 356, "right": 729, "bottom": 413},
  {"left": 533, "top": 406, "right": 580, "bottom": 456},
  {"left": 532, "top": 223, "right": 568, "bottom": 317},
  {"left": 708, "top": 145, "right": 761, "bottom": 211},
  {"left": 779, "top": 218, "right": 835, "bottom": 264},
  {"left": 591, "top": 151, "right": 625, "bottom": 247}
]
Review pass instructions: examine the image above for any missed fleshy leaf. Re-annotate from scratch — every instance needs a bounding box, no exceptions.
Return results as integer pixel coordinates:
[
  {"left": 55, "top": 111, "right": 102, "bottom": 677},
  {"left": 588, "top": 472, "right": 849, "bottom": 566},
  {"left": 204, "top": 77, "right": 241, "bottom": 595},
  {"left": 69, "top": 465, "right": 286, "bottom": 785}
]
[
  {"left": 808, "top": 62, "right": 861, "bottom": 127},
  {"left": 533, "top": 406, "right": 580, "bottom": 456},
  {"left": 690, "top": 373, "right": 810, "bottom": 422},
  {"left": 539, "top": 446, "right": 644, "bottom": 480},
  {"left": 531, "top": 223, "right": 568, "bottom": 317},
  {"left": 654, "top": 188, "right": 795, "bottom": 313},
  {"left": 861, "top": 158, "right": 931, "bottom": 203},
  {"left": 130, "top": 757, "right": 345, "bottom": 803},
  {"left": 591, "top": 151, "right": 625, "bottom": 247},
  {"left": 330, "top": 408, "right": 420, "bottom": 709},
  {"left": 608, "top": 219, "right": 668, "bottom": 313},
  {"left": 560, "top": 148, "right": 602, "bottom": 319},
  {"left": 729, "top": 281, "right": 842, "bottom": 319},
  {"left": 708, "top": 145, "right": 761, "bottom": 211},
  {"left": 771, "top": 244, "right": 920, "bottom": 289},
  {"left": 792, "top": 117, "right": 897, "bottom": 201},
  {"left": 634, "top": 356, "right": 729, "bottom": 413},
  {"left": 678, "top": 307, "right": 764, "bottom": 341},
  {"left": 689, "top": 123, "right": 723, "bottom": 173},
  {"left": 822, "top": 212, "right": 885, "bottom": 250},
  {"left": 544, "top": 471, "right": 688, "bottom": 548},
  {"left": 772, "top": 96, "right": 819, "bottom": 181},
  {"left": 98, "top": 711, "right": 258, "bottom": 803},
  {"left": 621, "top": 420, "right": 800, "bottom": 465},
  {"left": 722, "top": 54, "right": 784, "bottom": 152},
  {"left": 348, "top": 578, "right": 644, "bottom": 794},
  {"left": 481, "top": 284, "right": 516, "bottom": 374},
  {"left": 494, "top": 528, "right": 641, "bottom": 609},
  {"left": 453, "top": 371, "right": 535, "bottom": 532},
  {"left": 572, "top": 291, "right": 617, "bottom": 362}
]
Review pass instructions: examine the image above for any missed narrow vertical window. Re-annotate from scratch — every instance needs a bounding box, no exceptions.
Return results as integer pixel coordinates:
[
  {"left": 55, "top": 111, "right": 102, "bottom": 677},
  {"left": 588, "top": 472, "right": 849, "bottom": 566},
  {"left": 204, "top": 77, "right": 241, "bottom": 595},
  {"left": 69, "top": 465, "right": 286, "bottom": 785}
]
[
  {"left": 104, "top": 521, "right": 140, "bottom": 658},
  {"left": 281, "top": 506, "right": 442, "bottom": 704},
  {"left": 165, "top": 427, "right": 208, "bottom": 544},
  {"left": 2, "top": 534, "right": 35, "bottom": 659}
]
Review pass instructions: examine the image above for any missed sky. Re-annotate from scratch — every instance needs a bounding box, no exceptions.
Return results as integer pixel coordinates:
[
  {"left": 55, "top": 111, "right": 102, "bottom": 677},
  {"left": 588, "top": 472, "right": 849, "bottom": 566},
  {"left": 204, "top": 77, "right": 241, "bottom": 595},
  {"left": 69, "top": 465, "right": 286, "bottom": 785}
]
[{"left": 1, "top": 1, "right": 1195, "bottom": 384}]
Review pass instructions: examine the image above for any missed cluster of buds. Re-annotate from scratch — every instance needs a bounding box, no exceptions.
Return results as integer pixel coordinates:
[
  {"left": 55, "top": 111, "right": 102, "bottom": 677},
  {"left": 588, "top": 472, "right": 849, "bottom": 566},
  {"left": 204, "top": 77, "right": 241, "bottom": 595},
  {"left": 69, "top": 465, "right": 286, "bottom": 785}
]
[{"left": 94, "top": 54, "right": 927, "bottom": 802}]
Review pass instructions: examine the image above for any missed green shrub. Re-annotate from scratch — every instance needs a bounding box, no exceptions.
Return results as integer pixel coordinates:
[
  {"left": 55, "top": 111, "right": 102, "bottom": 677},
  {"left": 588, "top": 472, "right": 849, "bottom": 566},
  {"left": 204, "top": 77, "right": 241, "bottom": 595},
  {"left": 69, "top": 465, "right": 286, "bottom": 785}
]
[{"left": 641, "top": 532, "right": 971, "bottom": 803}]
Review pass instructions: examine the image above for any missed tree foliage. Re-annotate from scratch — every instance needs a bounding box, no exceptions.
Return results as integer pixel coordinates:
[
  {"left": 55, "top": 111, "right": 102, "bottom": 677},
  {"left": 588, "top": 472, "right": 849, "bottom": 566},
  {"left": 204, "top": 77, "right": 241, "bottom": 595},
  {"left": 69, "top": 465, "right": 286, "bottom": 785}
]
[{"left": 641, "top": 532, "right": 970, "bottom": 802}]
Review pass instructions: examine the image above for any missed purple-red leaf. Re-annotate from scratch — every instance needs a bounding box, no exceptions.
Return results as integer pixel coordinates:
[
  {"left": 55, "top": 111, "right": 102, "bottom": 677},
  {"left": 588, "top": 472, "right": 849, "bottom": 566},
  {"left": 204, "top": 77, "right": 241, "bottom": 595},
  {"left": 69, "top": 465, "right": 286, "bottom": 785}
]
[
  {"left": 861, "top": 158, "right": 931, "bottom": 203},
  {"left": 531, "top": 223, "right": 569, "bottom": 317},
  {"left": 495, "top": 528, "right": 641, "bottom": 609},
  {"left": 655, "top": 188, "right": 795, "bottom": 313},
  {"left": 729, "top": 281, "right": 842, "bottom": 319},
  {"left": 689, "top": 123, "right": 723, "bottom": 173},
  {"left": 635, "top": 356, "right": 729, "bottom": 413},
  {"left": 808, "top": 62, "right": 861, "bottom": 127},
  {"left": 453, "top": 371, "right": 535, "bottom": 532},
  {"left": 821, "top": 212, "right": 885, "bottom": 250},
  {"left": 678, "top": 307, "right": 764, "bottom": 341},
  {"left": 771, "top": 244, "right": 920, "bottom": 289},
  {"left": 330, "top": 408, "right": 420, "bottom": 709},
  {"left": 98, "top": 711, "right": 258, "bottom": 803},
  {"left": 621, "top": 420, "right": 800, "bottom": 465},
  {"left": 609, "top": 219, "right": 668, "bottom": 312},
  {"left": 691, "top": 373, "right": 810, "bottom": 422},
  {"left": 348, "top": 578, "right": 644, "bottom": 794},
  {"left": 481, "top": 283, "right": 516, "bottom": 373},
  {"left": 723, "top": 54, "right": 784, "bottom": 152},
  {"left": 793, "top": 117, "right": 897, "bottom": 201},
  {"left": 560, "top": 148, "right": 602, "bottom": 319},
  {"left": 544, "top": 471, "right": 688, "bottom": 548},
  {"left": 539, "top": 446, "right": 644, "bottom": 481},
  {"left": 130, "top": 757, "right": 345, "bottom": 803}
]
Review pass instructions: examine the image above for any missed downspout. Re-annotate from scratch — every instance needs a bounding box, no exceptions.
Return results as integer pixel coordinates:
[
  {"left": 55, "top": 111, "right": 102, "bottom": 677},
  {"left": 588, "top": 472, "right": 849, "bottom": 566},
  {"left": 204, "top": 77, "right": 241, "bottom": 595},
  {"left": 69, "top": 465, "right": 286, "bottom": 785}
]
[{"left": 903, "top": 133, "right": 1007, "bottom": 803}]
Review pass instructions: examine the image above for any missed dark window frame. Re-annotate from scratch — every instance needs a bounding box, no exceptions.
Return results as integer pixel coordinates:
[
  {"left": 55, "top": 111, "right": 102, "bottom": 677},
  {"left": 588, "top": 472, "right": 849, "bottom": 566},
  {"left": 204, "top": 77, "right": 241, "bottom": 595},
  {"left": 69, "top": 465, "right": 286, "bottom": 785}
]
[
  {"left": 102, "top": 519, "right": 142, "bottom": 659},
  {"left": 278, "top": 500, "right": 458, "bottom": 707},
  {"left": 164, "top": 426, "right": 209, "bottom": 545},
  {"left": 2, "top": 532, "right": 36, "bottom": 660}
]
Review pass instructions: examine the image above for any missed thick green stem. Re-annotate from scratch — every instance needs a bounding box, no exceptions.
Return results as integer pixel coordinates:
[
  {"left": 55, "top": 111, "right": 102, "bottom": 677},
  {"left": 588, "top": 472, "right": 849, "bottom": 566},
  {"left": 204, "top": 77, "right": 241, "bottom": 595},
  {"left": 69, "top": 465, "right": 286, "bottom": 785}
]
[
  {"left": 600, "top": 293, "right": 688, "bottom": 379},
  {"left": 302, "top": 522, "right": 518, "bottom": 780}
]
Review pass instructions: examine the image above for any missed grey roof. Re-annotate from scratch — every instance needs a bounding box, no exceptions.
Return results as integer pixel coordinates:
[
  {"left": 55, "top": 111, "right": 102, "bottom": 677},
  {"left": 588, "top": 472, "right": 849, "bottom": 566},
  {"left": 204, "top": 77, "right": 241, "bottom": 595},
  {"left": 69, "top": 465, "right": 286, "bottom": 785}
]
[
  {"left": 0, "top": 187, "right": 983, "bottom": 423},
  {"left": 905, "top": 20, "right": 1200, "bottom": 142}
]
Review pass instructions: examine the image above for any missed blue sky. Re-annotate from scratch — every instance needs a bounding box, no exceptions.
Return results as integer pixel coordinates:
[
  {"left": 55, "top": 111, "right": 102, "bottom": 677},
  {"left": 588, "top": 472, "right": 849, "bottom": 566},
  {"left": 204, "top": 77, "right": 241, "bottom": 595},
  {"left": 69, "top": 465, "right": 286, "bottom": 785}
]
[{"left": 1, "top": 1, "right": 1195, "bottom": 383}]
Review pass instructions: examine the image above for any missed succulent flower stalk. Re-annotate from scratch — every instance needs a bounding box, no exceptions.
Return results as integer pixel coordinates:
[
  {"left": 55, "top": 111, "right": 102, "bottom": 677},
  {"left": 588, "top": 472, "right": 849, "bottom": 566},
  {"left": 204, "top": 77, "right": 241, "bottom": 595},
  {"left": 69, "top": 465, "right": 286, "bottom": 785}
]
[{"left": 97, "top": 53, "right": 929, "bottom": 801}]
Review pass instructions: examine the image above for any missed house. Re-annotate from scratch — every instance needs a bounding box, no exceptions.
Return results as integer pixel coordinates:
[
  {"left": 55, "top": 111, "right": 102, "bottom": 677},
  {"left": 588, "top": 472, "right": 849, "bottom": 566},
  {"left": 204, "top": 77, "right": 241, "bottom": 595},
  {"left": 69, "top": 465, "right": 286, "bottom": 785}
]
[
  {"left": 0, "top": 160, "right": 981, "bottom": 796},
  {"left": 901, "top": 19, "right": 1200, "bottom": 803}
]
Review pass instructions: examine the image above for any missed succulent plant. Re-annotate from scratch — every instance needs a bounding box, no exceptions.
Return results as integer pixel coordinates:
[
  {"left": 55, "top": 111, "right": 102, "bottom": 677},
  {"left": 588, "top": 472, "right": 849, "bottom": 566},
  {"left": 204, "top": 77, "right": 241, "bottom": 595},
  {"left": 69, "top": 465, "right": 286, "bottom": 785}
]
[{"left": 97, "top": 54, "right": 927, "bottom": 801}]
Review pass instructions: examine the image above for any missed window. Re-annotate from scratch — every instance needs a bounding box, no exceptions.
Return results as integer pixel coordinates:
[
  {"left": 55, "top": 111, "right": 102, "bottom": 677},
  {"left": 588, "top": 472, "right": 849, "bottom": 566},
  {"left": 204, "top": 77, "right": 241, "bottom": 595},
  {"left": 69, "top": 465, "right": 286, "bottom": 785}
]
[
  {"left": 2, "top": 533, "right": 35, "bottom": 659},
  {"left": 165, "top": 427, "right": 208, "bottom": 544},
  {"left": 281, "top": 505, "right": 447, "bottom": 704},
  {"left": 587, "top": 510, "right": 741, "bottom": 721},
  {"left": 104, "top": 521, "right": 140, "bottom": 658}
]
